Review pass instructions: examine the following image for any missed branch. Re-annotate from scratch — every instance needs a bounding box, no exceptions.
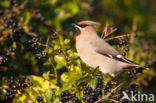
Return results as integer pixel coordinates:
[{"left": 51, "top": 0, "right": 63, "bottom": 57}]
[
  {"left": 51, "top": 62, "right": 58, "bottom": 81},
  {"left": 101, "top": 24, "right": 117, "bottom": 39},
  {"left": 105, "top": 34, "right": 130, "bottom": 41},
  {"left": 26, "top": 32, "right": 38, "bottom": 37},
  {"left": 95, "top": 84, "right": 122, "bottom": 103}
]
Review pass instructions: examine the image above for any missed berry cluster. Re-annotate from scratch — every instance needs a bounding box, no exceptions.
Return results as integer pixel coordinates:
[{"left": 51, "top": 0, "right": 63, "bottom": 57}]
[
  {"left": 4, "top": 76, "right": 33, "bottom": 101},
  {"left": 116, "top": 84, "right": 139, "bottom": 102},
  {"left": 82, "top": 87, "right": 99, "bottom": 103},
  {"left": 82, "top": 79, "right": 112, "bottom": 103},
  {"left": 59, "top": 90, "right": 81, "bottom": 103},
  {"left": 0, "top": 55, "right": 8, "bottom": 65},
  {"left": 35, "top": 52, "right": 47, "bottom": 68},
  {"left": 27, "top": 36, "right": 40, "bottom": 51},
  {"left": 119, "top": 40, "right": 127, "bottom": 46},
  {"left": 12, "top": 28, "right": 25, "bottom": 42},
  {"left": 128, "top": 67, "right": 144, "bottom": 79},
  {"left": 119, "top": 40, "right": 129, "bottom": 56},
  {"left": 3, "top": 14, "right": 17, "bottom": 29}
]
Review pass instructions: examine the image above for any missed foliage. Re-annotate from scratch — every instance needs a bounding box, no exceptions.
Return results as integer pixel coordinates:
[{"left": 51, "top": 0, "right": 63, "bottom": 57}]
[{"left": 0, "top": 0, "right": 155, "bottom": 103}]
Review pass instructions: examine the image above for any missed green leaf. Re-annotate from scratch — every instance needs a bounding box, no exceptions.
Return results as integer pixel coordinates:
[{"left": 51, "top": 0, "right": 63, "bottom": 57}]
[
  {"left": 81, "top": 63, "right": 92, "bottom": 74},
  {"left": 66, "top": 2, "right": 78, "bottom": 14},
  {"left": 62, "top": 71, "right": 82, "bottom": 90},
  {"left": 43, "top": 71, "right": 50, "bottom": 80},
  {"left": 45, "top": 88, "right": 53, "bottom": 101},
  {"left": 64, "top": 39, "right": 70, "bottom": 44},
  {"left": 92, "top": 66, "right": 100, "bottom": 76},
  {"left": 89, "top": 78, "right": 97, "bottom": 89},
  {"left": 77, "top": 75, "right": 91, "bottom": 85},
  {"left": 23, "top": 11, "right": 31, "bottom": 25},
  {"left": 53, "top": 97, "right": 59, "bottom": 103},
  {"left": 0, "top": 1, "right": 10, "bottom": 8},
  {"left": 54, "top": 55, "right": 66, "bottom": 69},
  {"left": 68, "top": 71, "right": 82, "bottom": 83},
  {"left": 60, "top": 72, "right": 69, "bottom": 82}
]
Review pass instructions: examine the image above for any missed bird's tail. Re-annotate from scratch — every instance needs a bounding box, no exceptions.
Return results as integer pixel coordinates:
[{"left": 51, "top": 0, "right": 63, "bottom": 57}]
[{"left": 122, "top": 63, "right": 145, "bottom": 70}]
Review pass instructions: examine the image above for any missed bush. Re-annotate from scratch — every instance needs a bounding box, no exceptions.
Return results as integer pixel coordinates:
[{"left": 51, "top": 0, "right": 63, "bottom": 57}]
[{"left": 0, "top": 0, "right": 155, "bottom": 103}]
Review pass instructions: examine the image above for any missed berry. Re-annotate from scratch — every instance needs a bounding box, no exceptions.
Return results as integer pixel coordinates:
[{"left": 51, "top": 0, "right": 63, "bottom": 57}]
[
  {"left": 122, "top": 40, "right": 127, "bottom": 45},
  {"left": 59, "top": 90, "right": 79, "bottom": 102},
  {"left": 36, "top": 96, "right": 43, "bottom": 102},
  {"left": 96, "top": 79, "right": 104, "bottom": 88},
  {"left": 130, "top": 84, "right": 139, "bottom": 89},
  {"left": 125, "top": 47, "right": 129, "bottom": 52},
  {"left": 122, "top": 52, "right": 126, "bottom": 56},
  {"left": 121, "top": 99, "right": 129, "bottom": 103},
  {"left": 0, "top": 10, "right": 4, "bottom": 15}
]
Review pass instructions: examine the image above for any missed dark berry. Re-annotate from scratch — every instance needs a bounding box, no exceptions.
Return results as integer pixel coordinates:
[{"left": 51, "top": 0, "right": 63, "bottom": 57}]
[
  {"left": 121, "top": 99, "right": 129, "bottom": 103},
  {"left": 122, "top": 52, "right": 126, "bottom": 56},
  {"left": 122, "top": 40, "right": 127, "bottom": 45},
  {"left": 130, "top": 84, "right": 139, "bottom": 89},
  {"left": 36, "top": 96, "right": 43, "bottom": 102},
  {"left": 125, "top": 48, "right": 129, "bottom": 52}
]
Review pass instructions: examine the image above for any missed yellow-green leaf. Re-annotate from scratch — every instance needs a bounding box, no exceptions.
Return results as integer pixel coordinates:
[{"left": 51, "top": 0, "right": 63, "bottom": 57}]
[{"left": 54, "top": 55, "right": 66, "bottom": 69}]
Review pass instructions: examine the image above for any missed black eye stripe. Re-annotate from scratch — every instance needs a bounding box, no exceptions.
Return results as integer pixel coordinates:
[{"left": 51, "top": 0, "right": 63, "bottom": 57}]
[{"left": 77, "top": 24, "right": 88, "bottom": 28}]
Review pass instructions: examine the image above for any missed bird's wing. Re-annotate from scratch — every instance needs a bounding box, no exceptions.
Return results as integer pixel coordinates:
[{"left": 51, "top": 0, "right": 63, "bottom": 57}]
[{"left": 90, "top": 39, "right": 139, "bottom": 66}]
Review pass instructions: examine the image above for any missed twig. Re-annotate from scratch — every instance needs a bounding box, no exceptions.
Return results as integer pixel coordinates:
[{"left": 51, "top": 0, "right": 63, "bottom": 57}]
[
  {"left": 38, "top": 42, "right": 48, "bottom": 47},
  {"left": 105, "top": 34, "right": 130, "bottom": 41},
  {"left": 0, "top": 35, "right": 7, "bottom": 41},
  {"left": 26, "top": 32, "right": 38, "bottom": 37},
  {"left": 0, "top": 26, "right": 5, "bottom": 33},
  {"left": 95, "top": 84, "right": 122, "bottom": 103},
  {"left": 101, "top": 24, "right": 109, "bottom": 38},
  {"left": 18, "top": 0, "right": 28, "bottom": 10},
  {"left": 104, "top": 28, "right": 117, "bottom": 39},
  {"left": 51, "top": 62, "right": 58, "bottom": 81},
  {"left": 101, "top": 24, "right": 117, "bottom": 39},
  {"left": 46, "top": 36, "right": 50, "bottom": 49}
]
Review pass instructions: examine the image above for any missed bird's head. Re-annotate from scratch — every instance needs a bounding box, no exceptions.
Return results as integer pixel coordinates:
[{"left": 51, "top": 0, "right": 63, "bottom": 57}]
[{"left": 72, "top": 20, "right": 100, "bottom": 35}]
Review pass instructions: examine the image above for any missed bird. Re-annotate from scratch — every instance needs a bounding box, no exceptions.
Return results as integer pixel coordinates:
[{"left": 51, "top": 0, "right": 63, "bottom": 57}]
[{"left": 72, "top": 20, "right": 144, "bottom": 77}]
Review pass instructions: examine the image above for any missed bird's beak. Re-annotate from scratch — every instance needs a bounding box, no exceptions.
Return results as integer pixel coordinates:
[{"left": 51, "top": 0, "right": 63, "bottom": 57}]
[{"left": 72, "top": 23, "right": 81, "bottom": 30}]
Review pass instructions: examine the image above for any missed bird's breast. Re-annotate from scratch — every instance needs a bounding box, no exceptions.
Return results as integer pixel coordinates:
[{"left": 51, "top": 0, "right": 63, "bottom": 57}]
[{"left": 76, "top": 40, "right": 97, "bottom": 67}]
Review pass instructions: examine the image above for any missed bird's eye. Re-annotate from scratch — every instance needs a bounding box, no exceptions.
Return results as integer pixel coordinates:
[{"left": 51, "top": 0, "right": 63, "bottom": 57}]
[{"left": 77, "top": 24, "right": 88, "bottom": 28}]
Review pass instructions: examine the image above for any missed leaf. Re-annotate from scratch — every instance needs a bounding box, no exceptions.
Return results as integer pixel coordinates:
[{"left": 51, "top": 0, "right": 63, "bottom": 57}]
[
  {"left": 12, "top": 94, "right": 26, "bottom": 103},
  {"left": 23, "top": 11, "right": 31, "bottom": 25},
  {"left": 45, "top": 88, "right": 53, "bottom": 101},
  {"left": 89, "top": 78, "right": 98, "bottom": 89},
  {"left": 28, "top": 75, "right": 50, "bottom": 90},
  {"left": 77, "top": 75, "right": 91, "bottom": 85},
  {"left": 54, "top": 55, "right": 66, "bottom": 69},
  {"left": 43, "top": 71, "right": 50, "bottom": 80},
  {"left": 0, "top": 1, "right": 10, "bottom": 8},
  {"left": 64, "top": 39, "right": 70, "bottom": 44},
  {"left": 53, "top": 97, "right": 59, "bottom": 103},
  {"left": 68, "top": 71, "right": 82, "bottom": 83},
  {"left": 62, "top": 71, "right": 82, "bottom": 90},
  {"left": 81, "top": 63, "right": 92, "bottom": 74},
  {"left": 66, "top": 2, "right": 78, "bottom": 16},
  {"left": 60, "top": 72, "right": 69, "bottom": 82},
  {"left": 92, "top": 66, "right": 100, "bottom": 76}
]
